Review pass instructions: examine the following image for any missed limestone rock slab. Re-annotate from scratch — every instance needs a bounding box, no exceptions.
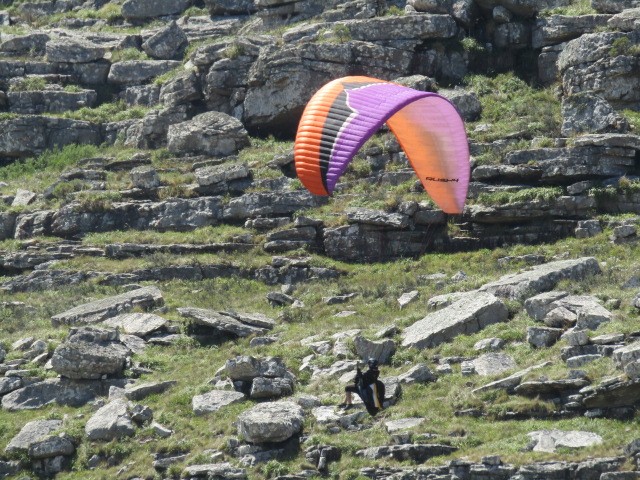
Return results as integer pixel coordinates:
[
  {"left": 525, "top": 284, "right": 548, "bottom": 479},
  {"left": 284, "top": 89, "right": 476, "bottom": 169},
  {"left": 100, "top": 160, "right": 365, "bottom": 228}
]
[
  {"left": 178, "top": 308, "right": 271, "bottom": 337},
  {"left": 51, "top": 286, "right": 164, "bottom": 326},
  {"left": 124, "top": 381, "right": 177, "bottom": 401},
  {"left": 479, "top": 257, "right": 601, "bottom": 300},
  {"left": 5, "top": 420, "right": 62, "bottom": 455},
  {"left": 102, "top": 312, "right": 167, "bottom": 338},
  {"left": 1, "top": 378, "right": 116, "bottom": 411},
  {"left": 528, "top": 430, "right": 602, "bottom": 452},
  {"left": 122, "top": 0, "right": 190, "bottom": 20},
  {"left": 192, "top": 390, "right": 245, "bottom": 415},
  {"left": 472, "top": 353, "right": 516, "bottom": 376},
  {"left": 401, "top": 292, "right": 508, "bottom": 349}
]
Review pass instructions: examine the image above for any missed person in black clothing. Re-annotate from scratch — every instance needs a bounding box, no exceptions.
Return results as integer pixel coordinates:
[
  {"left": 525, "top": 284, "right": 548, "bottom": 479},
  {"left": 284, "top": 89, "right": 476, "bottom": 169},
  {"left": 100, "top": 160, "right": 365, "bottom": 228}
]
[{"left": 339, "top": 358, "right": 385, "bottom": 415}]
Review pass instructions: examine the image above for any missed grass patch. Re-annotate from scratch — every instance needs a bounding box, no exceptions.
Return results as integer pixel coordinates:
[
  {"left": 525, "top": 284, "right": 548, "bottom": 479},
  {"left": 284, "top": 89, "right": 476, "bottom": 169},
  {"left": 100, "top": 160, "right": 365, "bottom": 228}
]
[
  {"left": 73, "top": 190, "right": 122, "bottom": 212},
  {"left": 63, "top": 85, "right": 84, "bottom": 93},
  {"left": 110, "top": 47, "right": 150, "bottom": 63},
  {"left": 476, "top": 187, "right": 563, "bottom": 205},
  {"left": 58, "top": 101, "right": 148, "bottom": 123},
  {"left": 183, "top": 6, "right": 208, "bottom": 17},
  {"left": 0, "top": 144, "right": 142, "bottom": 198},
  {"left": 83, "top": 225, "right": 250, "bottom": 246},
  {"left": 0, "top": 144, "right": 102, "bottom": 183},
  {"left": 384, "top": 5, "right": 405, "bottom": 16},
  {"left": 465, "top": 73, "right": 561, "bottom": 142},
  {"left": 590, "top": 177, "right": 640, "bottom": 206},
  {"left": 622, "top": 109, "right": 640, "bottom": 130},
  {"left": 79, "top": 2, "right": 123, "bottom": 22},
  {"left": 10, "top": 2, "right": 123, "bottom": 28},
  {"left": 238, "top": 136, "right": 292, "bottom": 170},
  {"left": 470, "top": 140, "right": 531, "bottom": 166},
  {"left": 0, "top": 112, "right": 18, "bottom": 122},
  {"left": 540, "top": 0, "right": 597, "bottom": 16},
  {"left": 609, "top": 36, "right": 640, "bottom": 57},
  {"left": 153, "top": 66, "right": 185, "bottom": 85},
  {"left": 9, "top": 76, "right": 47, "bottom": 92}
]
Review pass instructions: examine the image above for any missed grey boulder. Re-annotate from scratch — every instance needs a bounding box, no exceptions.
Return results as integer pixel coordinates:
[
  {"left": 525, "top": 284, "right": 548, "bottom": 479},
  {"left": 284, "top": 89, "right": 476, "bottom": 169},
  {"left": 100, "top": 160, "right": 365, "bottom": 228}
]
[
  {"left": 85, "top": 399, "right": 135, "bottom": 441},
  {"left": 237, "top": 401, "right": 304, "bottom": 443},
  {"left": 224, "top": 356, "right": 290, "bottom": 381},
  {"left": 5, "top": 420, "right": 62, "bottom": 455},
  {"left": 402, "top": 292, "right": 508, "bottom": 349},
  {"left": 192, "top": 390, "right": 246, "bottom": 415},
  {"left": 28, "top": 435, "right": 75, "bottom": 459},
  {"left": 167, "top": 111, "right": 250, "bottom": 157},
  {"left": 46, "top": 37, "right": 105, "bottom": 63},
  {"left": 50, "top": 327, "right": 130, "bottom": 380},
  {"left": 353, "top": 335, "right": 396, "bottom": 364},
  {"left": 142, "top": 21, "right": 188, "bottom": 60}
]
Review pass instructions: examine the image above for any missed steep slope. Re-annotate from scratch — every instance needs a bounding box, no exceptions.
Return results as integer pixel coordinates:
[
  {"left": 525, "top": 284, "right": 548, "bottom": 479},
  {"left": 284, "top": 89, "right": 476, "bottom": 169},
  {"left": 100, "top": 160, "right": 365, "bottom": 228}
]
[{"left": 0, "top": 0, "right": 638, "bottom": 479}]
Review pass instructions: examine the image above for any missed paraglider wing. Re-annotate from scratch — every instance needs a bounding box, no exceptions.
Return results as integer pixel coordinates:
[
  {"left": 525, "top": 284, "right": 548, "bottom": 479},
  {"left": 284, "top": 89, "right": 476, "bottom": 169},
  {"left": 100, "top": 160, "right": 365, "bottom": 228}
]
[{"left": 294, "top": 76, "right": 470, "bottom": 214}]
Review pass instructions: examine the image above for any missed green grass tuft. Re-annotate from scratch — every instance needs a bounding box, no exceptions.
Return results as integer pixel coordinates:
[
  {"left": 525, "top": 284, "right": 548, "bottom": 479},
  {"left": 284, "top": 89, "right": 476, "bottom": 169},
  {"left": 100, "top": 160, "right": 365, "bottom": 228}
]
[
  {"left": 465, "top": 73, "right": 561, "bottom": 142},
  {"left": 540, "top": 0, "right": 597, "bottom": 16},
  {"left": 0, "top": 144, "right": 102, "bottom": 182},
  {"left": 476, "top": 187, "right": 563, "bottom": 205},
  {"left": 58, "top": 101, "right": 149, "bottom": 123},
  {"left": 9, "top": 76, "right": 47, "bottom": 92}
]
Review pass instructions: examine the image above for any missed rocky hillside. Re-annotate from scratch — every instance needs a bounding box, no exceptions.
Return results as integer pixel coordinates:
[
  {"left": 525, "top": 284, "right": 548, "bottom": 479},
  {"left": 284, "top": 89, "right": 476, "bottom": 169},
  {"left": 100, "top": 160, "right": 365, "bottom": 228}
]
[{"left": 0, "top": 0, "right": 638, "bottom": 479}]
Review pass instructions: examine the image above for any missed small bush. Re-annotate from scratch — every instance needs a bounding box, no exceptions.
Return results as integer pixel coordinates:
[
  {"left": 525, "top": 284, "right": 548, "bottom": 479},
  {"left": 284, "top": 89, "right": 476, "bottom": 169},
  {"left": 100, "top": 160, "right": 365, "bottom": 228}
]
[
  {"left": 609, "top": 36, "right": 640, "bottom": 57},
  {"left": 63, "top": 84, "right": 84, "bottom": 93},
  {"left": 261, "top": 460, "right": 290, "bottom": 479},
  {"left": 461, "top": 37, "right": 484, "bottom": 53},
  {"left": 183, "top": 6, "right": 208, "bottom": 16},
  {"left": 385, "top": 5, "right": 404, "bottom": 15},
  {"left": 590, "top": 179, "right": 640, "bottom": 206},
  {"left": 224, "top": 42, "right": 245, "bottom": 59},
  {"left": 50, "top": 179, "right": 89, "bottom": 201},
  {"left": 333, "top": 24, "right": 352, "bottom": 42},
  {"left": 618, "top": 176, "right": 640, "bottom": 194}
]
